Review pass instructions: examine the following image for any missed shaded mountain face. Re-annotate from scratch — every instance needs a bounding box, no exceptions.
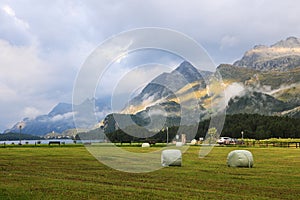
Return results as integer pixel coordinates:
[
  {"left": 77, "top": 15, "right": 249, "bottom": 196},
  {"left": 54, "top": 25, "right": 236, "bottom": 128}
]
[
  {"left": 234, "top": 36, "right": 300, "bottom": 71},
  {"left": 217, "top": 64, "right": 300, "bottom": 117},
  {"left": 217, "top": 64, "right": 257, "bottom": 82},
  {"left": 226, "top": 91, "right": 297, "bottom": 115}
]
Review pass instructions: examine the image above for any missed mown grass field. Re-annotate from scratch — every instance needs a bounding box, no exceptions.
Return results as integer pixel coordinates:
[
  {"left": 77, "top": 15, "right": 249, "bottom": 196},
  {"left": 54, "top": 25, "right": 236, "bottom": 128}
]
[{"left": 0, "top": 145, "right": 299, "bottom": 200}]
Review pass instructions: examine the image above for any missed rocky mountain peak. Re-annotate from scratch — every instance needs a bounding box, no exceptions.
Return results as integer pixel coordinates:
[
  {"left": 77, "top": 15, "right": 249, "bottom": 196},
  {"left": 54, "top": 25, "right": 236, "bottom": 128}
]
[
  {"left": 234, "top": 36, "right": 300, "bottom": 71},
  {"left": 271, "top": 36, "right": 300, "bottom": 48},
  {"left": 173, "top": 61, "right": 204, "bottom": 83},
  {"left": 253, "top": 44, "right": 268, "bottom": 50},
  {"left": 48, "top": 102, "right": 72, "bottom": 117},
  {"left": 175, "top": 61, "right": 198, "bottom": 73},
  {"left": 123, "top": 61, "right": 207, "bottom": 114}
]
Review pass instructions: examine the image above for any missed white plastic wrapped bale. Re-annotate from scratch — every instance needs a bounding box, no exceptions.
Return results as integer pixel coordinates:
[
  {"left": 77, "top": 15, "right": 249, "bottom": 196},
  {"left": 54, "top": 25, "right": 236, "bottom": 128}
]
[
  {"left": 227, "top": 150, "right": 254, "bottom": 168},
  {"left": 176, "top": 142, "right": 183, "bottom": 147},
  {"left": 190, "top": 139, "right": 197, "bottom": 145},
  {"left": 141, "top": 143, "right": 150, "bottom": 148},
  {"left": 161, "top": 149, "right": 182, "bottom": 167}
]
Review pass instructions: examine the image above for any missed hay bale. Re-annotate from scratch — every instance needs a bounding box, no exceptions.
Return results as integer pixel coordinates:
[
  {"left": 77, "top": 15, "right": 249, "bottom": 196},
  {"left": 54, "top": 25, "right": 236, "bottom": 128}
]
[
  {"left": 141, "top": 143, "right": 150, "bottom": 148},
  {"left": 190, "top": 139, "right": 197, "bottom": 145},
  {"left": 161, "top": 149, "right": 182, "bottom": 167},
  {"left": 227, "top": 150, "right": 254, "bottom": 168},
  {"left": 176, "top": 142, "right": 183, "bottom": 147}
]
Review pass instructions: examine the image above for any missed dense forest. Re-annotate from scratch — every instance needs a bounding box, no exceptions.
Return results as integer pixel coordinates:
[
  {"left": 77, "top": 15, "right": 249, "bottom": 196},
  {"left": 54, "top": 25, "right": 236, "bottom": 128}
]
[
  {"left": 104, "top": 114, "right": 300, "bottom": 143},
  {"left": 0, "top": 132, "right": 43, "bottom": 141},
  {"left": 198, "top": 113, "right": 300, "bottom": 139}
]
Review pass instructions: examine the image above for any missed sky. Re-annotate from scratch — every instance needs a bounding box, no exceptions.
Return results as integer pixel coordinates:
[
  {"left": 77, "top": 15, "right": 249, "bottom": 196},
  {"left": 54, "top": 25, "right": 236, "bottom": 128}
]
[{"left": 1, "top": 0, "right": 300, "bottom": 132}]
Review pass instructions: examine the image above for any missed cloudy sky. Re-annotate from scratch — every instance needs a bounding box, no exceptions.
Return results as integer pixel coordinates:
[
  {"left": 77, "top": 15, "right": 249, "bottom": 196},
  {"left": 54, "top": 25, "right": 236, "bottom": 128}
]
[{"left": 1, "top": 0, "right": 300, "bottom": 131}]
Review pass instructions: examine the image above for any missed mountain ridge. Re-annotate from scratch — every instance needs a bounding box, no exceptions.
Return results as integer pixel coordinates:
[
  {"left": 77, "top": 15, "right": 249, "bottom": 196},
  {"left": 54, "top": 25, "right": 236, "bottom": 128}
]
[
  {"left": 123, "top": 61, "right": 207, "bottom": 114},
  {"left": 234, "top": 36, "right": 300, "bottom": 71}
]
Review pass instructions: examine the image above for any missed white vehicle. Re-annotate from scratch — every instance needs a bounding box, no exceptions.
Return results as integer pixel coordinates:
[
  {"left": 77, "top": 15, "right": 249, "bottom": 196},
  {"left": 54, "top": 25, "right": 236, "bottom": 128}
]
[{"left": 217, "top": 137, "right": 235, "bottom": 145}]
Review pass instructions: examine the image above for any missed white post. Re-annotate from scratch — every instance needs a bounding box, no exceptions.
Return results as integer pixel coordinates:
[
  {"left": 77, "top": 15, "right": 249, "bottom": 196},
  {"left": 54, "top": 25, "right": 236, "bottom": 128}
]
[
  {"left": 241, "top": 131, "right": 244, "bottom": 144},
  {"left": 166, "top": 127, "right": 169, "bottom": 145}
]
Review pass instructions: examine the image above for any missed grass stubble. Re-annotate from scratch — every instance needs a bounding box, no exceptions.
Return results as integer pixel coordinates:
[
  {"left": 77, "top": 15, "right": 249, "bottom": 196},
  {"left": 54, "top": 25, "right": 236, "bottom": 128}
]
[{"left": 0, "top": 145, "right": 299, "bottom": 200}]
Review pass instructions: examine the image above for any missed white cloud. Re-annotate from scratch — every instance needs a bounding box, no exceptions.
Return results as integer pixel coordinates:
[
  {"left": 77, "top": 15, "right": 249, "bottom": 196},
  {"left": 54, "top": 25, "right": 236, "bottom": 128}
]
[
  {"left": 0, "top": 82, "right": 17, "bottom": 100},
  {"left": 2, "top": 5, "right": 29, "bottom": 29},
  {"left": 220, "top": 35, "right": 240, "bottom": 50},
  {"left": 0, "top": 39, "right": 52, "bottom": 95},
  {"left": 2, "top": 5, "right": 15, "bottom": 16},
  {"left": 51, "top": 112, "right": 74, "bottom": 122},
  {"left": 224, "top": 83, "right": 246, "bottom": 105},
  {"left": 96, "top": 62, "right": 174, "bottom": 99},
  {"left": 22, "top": 107, "right": 42, "bottom": 119},
  {"left": 95, "top": 63, "right": 172, "bottom": 112},
  {"left": 0, "top": 4, "right": 33, "bottom": 45},
  {"left": 0, "top": 39, "right": 71, "bottom": 130}
]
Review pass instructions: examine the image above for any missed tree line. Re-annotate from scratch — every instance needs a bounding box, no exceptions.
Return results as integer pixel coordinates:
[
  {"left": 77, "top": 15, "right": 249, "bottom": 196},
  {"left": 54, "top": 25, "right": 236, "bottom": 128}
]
[
  {"left": 0, "top": 132, "right": 43, "bottom": 141},
  {"left": 104, "top": 114, "right": 300, "bottom": 142},
  {"left": 219, "top": 113, "right": 300, "bottom": 139}
]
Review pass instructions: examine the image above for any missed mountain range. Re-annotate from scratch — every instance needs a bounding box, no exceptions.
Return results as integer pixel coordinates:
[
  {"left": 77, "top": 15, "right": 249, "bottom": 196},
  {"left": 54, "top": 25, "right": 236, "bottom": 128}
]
[
  {"left": 4, "top": 36, "right": 300, "bottom": 137},
  {"left": 5, "top": 98, "right": 110, "bottom": 136}
]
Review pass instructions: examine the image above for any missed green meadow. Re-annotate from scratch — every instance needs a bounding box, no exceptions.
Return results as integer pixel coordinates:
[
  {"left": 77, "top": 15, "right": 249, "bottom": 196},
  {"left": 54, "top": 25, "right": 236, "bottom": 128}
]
[{"left": 0, "top": 145, "right": 299, "bottom": 200}]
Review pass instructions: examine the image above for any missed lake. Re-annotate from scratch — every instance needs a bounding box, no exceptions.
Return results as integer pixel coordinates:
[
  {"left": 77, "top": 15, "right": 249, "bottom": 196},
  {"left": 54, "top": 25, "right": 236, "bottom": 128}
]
[{"left": 0, "top": 139, "right": 104, "bottom": 145}]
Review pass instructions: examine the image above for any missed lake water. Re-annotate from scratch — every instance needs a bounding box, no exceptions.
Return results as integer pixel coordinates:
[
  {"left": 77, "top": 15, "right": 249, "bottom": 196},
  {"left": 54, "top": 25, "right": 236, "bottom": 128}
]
[{"left": 0, "top": 139, "right": 104, "bottom": 145}]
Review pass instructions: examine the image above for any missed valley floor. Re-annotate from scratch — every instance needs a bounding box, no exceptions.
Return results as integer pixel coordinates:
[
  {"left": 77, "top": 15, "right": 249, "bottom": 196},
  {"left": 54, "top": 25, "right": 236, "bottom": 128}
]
[{"left": 0, "top": 145, "right": 299, "bottom": 199}]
